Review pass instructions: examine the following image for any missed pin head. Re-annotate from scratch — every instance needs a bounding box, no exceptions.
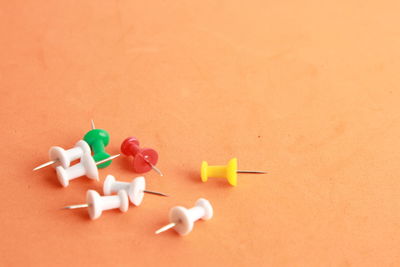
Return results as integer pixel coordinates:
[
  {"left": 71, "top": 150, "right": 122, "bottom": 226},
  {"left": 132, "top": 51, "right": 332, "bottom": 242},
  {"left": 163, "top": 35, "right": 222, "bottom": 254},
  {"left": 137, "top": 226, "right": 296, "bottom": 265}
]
[
  {"left": 86, "top": 189, "right": 128, "bottom": 220},
  {"left": 120, "top": 137, "right": 140, "bottom": 156},
  {"left": 103, "top": 175, "right": 116, "bottom": 195},
  {"left": 56, "top": 153, "right": 99, "bottom": 187},
  {"left": 156, "top": 198, "right": 213, "bottom": 235},
  {"left": 84, "top": 129, "right": 110, "bottom": 146},
  {"left": 50, "top": 140, "right": 91, "bottom": 169},
  {"left": 133, "top": 149, "right": 158, "bottom": 173},
  {"left": 226, "top": 158, "right": 238, "bottom": 186},
  {"left": 121, "top": 137, "right": 160, "bottom": 174},
  {"left": 75, "top": 140, "right": 91, "bottom": 154},
  {"left": 84, "top": 129, "right": 111, "bottom": 168},
  {"left": 168, "top": 199, "right": 213, "bottom": 235},
  {"left": 129, "top": 177, "right": 145, "bottom": 206},
  {"left": 56, "top": 165, "right": 70, "bottom": 187},
  {"left": 195, "top": 198, "right": 213, "bottom": 220},
  {"left": 49, "top": 146, "right": 69, "bottom": 169},
  {"left": 169, "top": 206, "right": 192, "bottom": 235},
  {"left": 201, "top": 158, "right": 238, "bottom": 186},
  {"left": 118, "top": 190, "right": 130, "bottom": 212},
  {"left": 81, "top": 153, "right": 99, "bottom": 181},
  {"left": 201, "top": 161, "right": 209, "bottom": 182},
  {"left": 87, "top": 190, "right": 102, "bottom": 220}
]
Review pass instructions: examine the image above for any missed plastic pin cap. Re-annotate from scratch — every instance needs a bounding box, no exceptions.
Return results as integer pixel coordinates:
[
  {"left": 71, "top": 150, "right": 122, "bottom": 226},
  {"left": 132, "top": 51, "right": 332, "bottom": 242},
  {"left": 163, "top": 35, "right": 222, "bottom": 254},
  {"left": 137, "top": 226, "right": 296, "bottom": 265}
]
[{"left": 201, "top": 158, "right": 238, "bottom": 186}]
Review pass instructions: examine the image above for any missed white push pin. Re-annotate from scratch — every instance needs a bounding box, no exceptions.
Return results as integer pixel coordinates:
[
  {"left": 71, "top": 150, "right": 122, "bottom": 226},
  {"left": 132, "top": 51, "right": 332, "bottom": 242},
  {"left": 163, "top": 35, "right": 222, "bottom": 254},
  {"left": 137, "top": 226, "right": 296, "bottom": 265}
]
[
  {"left": 33, "top": 140, "right": 91, "bottom": 171},
  {"left": 155, "top": 198, "right": 213, "bottom": 236},
  {"left": 103, "top": 175, "right": 168, "bottom": 206},
  {"left": 63, "top": 190, "right": 129, "bottom": 220},
  {"left": 56, "top": 154, "right": 120, "bottom": 187}
]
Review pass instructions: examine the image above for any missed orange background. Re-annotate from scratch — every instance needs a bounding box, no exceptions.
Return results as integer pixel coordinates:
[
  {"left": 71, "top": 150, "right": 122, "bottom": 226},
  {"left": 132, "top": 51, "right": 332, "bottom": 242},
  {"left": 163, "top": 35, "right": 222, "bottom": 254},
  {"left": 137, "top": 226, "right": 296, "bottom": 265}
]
[{"left": 1, "top": 0, "right": 400, "bottom": 266}]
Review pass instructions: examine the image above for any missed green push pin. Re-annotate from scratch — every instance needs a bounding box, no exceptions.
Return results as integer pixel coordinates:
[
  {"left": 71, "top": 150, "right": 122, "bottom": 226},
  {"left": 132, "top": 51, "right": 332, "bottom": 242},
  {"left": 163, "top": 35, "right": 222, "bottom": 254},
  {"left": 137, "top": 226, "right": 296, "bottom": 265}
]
[{"left": 83, "top": 120, "right": 112, "bottom": 168}]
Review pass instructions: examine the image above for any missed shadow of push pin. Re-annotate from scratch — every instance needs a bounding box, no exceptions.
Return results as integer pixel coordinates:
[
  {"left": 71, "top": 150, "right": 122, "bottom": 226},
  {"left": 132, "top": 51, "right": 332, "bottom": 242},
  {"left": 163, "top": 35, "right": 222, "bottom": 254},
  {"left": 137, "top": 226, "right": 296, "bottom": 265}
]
[
  {"left": 83, "top": 120, "right": 112, "bottom": 168},
  {"left": 201, "top": 158, "right": 267, "bottom": 186},
  {"left": 121, "top": 137, "right": 163, "bottom": 176},
  {"left": 63, "top": 189, "right": 129, "bottom": 220},
  {"left": 155, "top": 198, "right": 213, "bottom": 236},
  {"left": 56, "top": 154, "right": 120, "bottom": 187},
  {"left": 103, "top": 175, "right": 168, "bottom": 206},
  {"left": 33, "top": 140, "right": 91, "bottom": 171}
]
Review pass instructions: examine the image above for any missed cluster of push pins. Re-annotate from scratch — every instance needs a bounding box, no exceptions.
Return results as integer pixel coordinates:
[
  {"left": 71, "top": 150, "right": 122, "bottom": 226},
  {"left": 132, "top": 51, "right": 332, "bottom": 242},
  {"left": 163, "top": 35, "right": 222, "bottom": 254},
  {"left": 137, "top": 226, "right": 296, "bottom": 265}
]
[{"left": 34, "top": 120, "right": 266, "bottom": 235}]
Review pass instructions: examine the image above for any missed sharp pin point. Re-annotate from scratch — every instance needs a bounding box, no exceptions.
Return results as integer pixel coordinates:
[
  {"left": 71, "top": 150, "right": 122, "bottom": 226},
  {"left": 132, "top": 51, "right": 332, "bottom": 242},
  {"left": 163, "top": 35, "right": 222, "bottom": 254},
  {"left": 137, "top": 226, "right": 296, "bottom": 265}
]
[
  {"left": 62, "top": 204, "right": 89, "bottom": 209},
  {"left": 33, "top": 160, "right": 58, "bottom": 171},
  {"left": 155, "top": 222, "right": 176, "bottom": 234},
  {"left": 95, "top": 154, "right": 121, "bottom": 166},
  {"left": 143, "top": 190, "right": 169, "bottom": 197},
  {"left": 236, "top": 170, "right": 268, "bottom": 174},
  {"left": 144, "top": 157, "right": 163, "bottom": 176},
  {"left": 91, "top": 119, "right": 95, "bottom": 130},
  {"left": 149, "top": 163, "right": 164, "bottom": 176}
]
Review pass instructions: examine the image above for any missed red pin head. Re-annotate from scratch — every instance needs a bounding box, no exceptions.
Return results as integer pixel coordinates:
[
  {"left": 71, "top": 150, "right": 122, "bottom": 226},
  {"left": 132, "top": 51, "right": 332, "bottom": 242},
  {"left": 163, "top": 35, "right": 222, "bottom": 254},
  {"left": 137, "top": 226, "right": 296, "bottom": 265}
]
[{"left": 121, "top": 137, "right": 160, "bottom": 174}]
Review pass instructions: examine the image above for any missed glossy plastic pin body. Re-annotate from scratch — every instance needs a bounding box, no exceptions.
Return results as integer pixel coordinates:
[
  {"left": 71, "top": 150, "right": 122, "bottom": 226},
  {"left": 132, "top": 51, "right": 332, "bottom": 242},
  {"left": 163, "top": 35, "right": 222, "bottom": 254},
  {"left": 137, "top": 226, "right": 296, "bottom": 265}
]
[
  {"left": 33, "top": 140, "right": 91, "bottom": 171},
  {"left": 83, "top": 120, "right": 112, "bottom": 168},
  {"left": 155, "top": 198, "right": 213, "bottom": 236},
  {"left": 103, "top": 175, "right": 168, "bottom": 206},
  {"left": 121, "top": 137, "right": 163, "bottom": 176},
  {"left": 56, "top": 154, "right": 120, "bottom": 187},
  {"left": 64, "top": 189, "right": 129, "bottom": 220}
]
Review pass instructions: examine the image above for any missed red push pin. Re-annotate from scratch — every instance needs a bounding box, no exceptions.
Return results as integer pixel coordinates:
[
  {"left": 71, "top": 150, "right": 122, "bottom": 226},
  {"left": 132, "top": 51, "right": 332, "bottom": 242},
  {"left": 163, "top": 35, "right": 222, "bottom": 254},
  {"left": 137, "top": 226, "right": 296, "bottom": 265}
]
[{"left": 121, "top": 137, "right": 163, "bottom": 176}]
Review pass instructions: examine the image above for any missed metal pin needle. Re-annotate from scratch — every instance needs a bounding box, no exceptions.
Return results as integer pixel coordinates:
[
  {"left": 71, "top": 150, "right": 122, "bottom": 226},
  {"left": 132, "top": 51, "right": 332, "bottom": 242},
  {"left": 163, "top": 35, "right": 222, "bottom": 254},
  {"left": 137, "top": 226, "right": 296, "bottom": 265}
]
[
  {"left": 143, "top": 190, "right": 168, "bottom": 197},
  {"left": 155, "top": 222, "right": 176, "bottom": 234},
  {"left": 144, "top": 155, "right": 164, "bottom": 176},
  {"left": 95, "top": 154, "right": 121, "bottom": 166},
  {"left": 63, "top": 204, "right": 89, "bottom": 209},
  {"left": 33, "top": 160, "right": 58, "bottom": 171},
  {"left": 91, "top": 119, "right": 95, "bottom": 130},
  {"left": 236, "top": 170, "right": 267, "bottom": 174}
]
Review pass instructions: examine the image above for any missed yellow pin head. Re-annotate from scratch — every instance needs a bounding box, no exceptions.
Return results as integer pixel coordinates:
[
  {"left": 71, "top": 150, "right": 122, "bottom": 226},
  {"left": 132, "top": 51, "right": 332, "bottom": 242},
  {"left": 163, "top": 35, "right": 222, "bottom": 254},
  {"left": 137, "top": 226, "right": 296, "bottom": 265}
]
[
  {"left": 201, "top": 161, "right": 209, "bottom": 182},
  {"left": 200, "top": 158, "right": 238, "bottom": 186},
  {"left": 226, "top": 158, "right": 238, "bottom": 186}
]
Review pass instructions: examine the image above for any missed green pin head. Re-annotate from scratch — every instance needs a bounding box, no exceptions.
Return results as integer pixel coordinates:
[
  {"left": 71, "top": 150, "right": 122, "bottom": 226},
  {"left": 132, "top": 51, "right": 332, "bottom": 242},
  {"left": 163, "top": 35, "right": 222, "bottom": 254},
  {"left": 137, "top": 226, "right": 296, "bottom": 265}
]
[{"left": 83, "top": 129, "right": 112, "bottom": 168}]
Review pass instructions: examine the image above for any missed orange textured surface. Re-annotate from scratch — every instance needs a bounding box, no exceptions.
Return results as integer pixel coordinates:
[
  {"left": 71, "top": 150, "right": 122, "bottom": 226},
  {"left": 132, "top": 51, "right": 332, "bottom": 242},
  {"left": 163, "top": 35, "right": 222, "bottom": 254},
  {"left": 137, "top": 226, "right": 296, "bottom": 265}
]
[{"left": 1, "top": 0, "right": 400, "bottom": 266}]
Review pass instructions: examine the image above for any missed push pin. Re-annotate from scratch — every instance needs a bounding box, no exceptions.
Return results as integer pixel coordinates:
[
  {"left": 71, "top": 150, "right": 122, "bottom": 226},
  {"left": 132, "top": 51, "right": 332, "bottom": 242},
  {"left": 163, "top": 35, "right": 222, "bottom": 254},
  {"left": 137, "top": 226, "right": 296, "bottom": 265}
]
[
  {"left": 121, "top": 137, "right": 163, "bottom": 176},
  {"left": 83, "top": 120, "right": 112, "bottom": 168},
  {"left": 155, "top": 198, "right": 213, "bottom": 236},
  {"left": 201, "top": 158, "right": 267, "bottom": 186},
  {"left": 56, "top": 153, "right": 120, "bottom": 187},
  {"left": 63, "top": 189, "right": 129, "bottom": 220},
  {"left": 33, "top": 140, "right": 91, "bottom": 171},
  {"left": 103, "top": 175, "right": 168, "bottom": 206}
]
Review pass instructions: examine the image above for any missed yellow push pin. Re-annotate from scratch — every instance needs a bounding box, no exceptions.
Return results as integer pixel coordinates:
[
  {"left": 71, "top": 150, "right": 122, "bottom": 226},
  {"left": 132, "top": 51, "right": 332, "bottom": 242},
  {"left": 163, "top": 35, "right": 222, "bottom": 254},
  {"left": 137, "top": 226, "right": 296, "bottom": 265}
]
[{"left": 201, "top": 158, "right": 266, "bottom": 186}]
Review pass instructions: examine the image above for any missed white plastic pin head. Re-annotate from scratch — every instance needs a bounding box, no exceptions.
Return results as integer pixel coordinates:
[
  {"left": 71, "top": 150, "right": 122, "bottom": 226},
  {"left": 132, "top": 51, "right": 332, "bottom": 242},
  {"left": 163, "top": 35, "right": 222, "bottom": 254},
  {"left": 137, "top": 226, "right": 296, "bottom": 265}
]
[
  {"left": 128, "top": 177, "right": 145, "bottom": 206},
  {"left": 160, "top": 198, "right": 213, "bottom": 236},
  {"left": 34, "top": 140, "right": 91, "bottom": 171},
  {"left": 103, "top": 175, "right": 145, "bottom": 206},
  {"left": 103, "top": 175, "right": 117, "bottom": 195},
  {"left": 49, "top": 140, "right": 91, "bottom": 168},
  {"left": 56, "top": 153, "right": 99, "bottom": 187},
  {"left": 86, "top": 190, "right": 129, "bottom": 220}
]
